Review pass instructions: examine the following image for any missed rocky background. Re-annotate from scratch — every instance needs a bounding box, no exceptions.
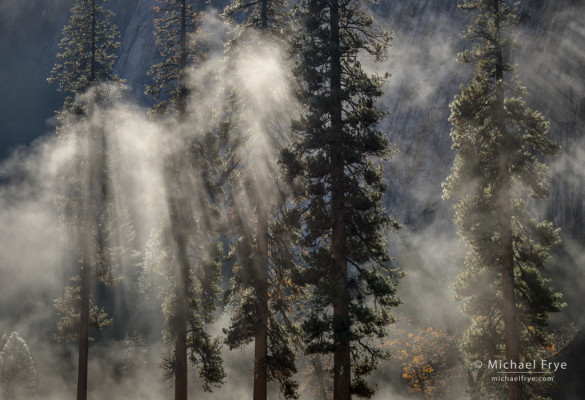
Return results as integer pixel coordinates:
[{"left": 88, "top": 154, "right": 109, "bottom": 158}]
[
  {"left": 0, "top": 0, "right": 584, "bottom": 398},
  {"left": 1, "top": 0, "right": 583, "bottom": 235}
]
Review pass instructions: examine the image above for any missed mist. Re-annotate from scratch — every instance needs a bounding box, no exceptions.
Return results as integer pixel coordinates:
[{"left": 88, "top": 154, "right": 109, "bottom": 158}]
[
  {"left": 1, "top": 1, "right": 584, "bottom": 400},
  {"left": 0, "top": 11, "right": 301, "bottom": 397}
]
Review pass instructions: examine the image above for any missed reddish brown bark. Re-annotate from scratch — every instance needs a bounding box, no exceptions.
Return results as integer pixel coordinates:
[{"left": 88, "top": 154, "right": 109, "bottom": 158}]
[{"left": 330, "top": 0, "right": 351, "bottom": 398}]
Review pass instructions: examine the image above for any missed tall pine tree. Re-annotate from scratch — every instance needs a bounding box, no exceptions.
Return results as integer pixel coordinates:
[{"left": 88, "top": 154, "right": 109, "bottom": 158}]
[
  {"left": 146, "top": 1, "right": 225, "bottom": 399},
  {"left": 146, "top": 0, "right": 202, "bottom": 116},
  {"left": 48, "top": 1, "right": 122, "bottom": 399},
  {"left": 280, "top": 1, "right": 400, "bottom": 398},
  {"left": 48, "top": 0, "right": 120, "bottom": 100},
  {"left": 221, "top": 1, "right": 301, "bottom": 399},
  {"left": 443, "top": 1, "right": 564, "bottom": 399}
]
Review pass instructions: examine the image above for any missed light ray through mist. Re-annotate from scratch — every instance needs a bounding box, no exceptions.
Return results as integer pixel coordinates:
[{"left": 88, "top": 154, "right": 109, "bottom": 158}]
[
  {"left": 1, "top": 1, "right": 584, "bottom": 400},
  {"left": 0, "top": 30, "right": 300, "bottom": 399}
]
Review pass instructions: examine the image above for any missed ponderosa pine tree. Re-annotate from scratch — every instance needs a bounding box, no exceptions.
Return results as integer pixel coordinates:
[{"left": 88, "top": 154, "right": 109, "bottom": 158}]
[
  {"left": 221, "top": 1, "right": 301, "bottom": 399},
  {"left": 443, "top": 1, "right": 564, "bottom": 399},
  {"left": 0, "top": 332, "right": 37, "bottom": 400},
  {"left": 48, "top": 0, "right": 120, "bottom": 101},
  {"left": 146, "top": 0, "right": 202, "bottom": 116},
  {"left": 146, "top": 2, "right": 225, "bottom": 399},
  {"left": 224, "top": 204, "right": 302, "bottom": 400},
  {"left": 48, "top": 2, "right": 122, "bottom": 400},
  {"left": 280, "top": 1, "right": 400, "bottom": 398}
]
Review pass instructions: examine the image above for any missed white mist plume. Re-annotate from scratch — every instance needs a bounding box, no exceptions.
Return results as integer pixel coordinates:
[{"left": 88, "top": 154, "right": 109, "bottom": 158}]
[
  {"left": 1, "top": 11, "right": 300, "bottom": 397},
  {"left": 2, "top": 1, "right": 583, "bottom": 399},
  {"left": 0, "top": 134, "right": 76, "bottom": 323}
]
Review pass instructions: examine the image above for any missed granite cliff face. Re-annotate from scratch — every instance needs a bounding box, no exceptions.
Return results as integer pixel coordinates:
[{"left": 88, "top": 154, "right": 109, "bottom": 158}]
[
  {"left": 373, "top": 1, "right": 585, "bottom": 340},
  {"left": 374, "top": 0, "right": 585, "bottom": 239},
  {"left": 0, "top": 1, "right": 583, "bottom": 398},
  {"left": 2, "top": 0, "right": 583, "bottom": 232},
  {"left": 1, "top": 0, "right": 583, "bottom": 239},
  {"left": 1, "top": 0, "right": 583, "bottom": 269}
]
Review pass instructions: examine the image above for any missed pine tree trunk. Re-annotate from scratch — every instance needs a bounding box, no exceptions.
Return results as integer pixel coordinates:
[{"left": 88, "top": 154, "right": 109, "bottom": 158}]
[
  {"left": 76, "top": 1, "right": 98, "bottom": 392},
  {"left": 253, "top": 201, "right": 269, "bottom": 400},
  {"left": 332, "top": 192, "right": 350, "bottom": 400},
  {"left": 77, "top": 124, "right": 97, "bottom": 400},
  {"left": 178, "top": 0, "right": 188, "bottom": 116},
  {"left": 173, "top": 3, "right": 190, "bottom": 399},
  {"left": 498, "top": 152, "right": 523, "bottom": 400},
  {"left": 330, "top": 1, "right": 351, "bottom": 399},
  {"left": 77, "top": 257, "right": 90, "bottom": 400},
  {"left": 90, "top": 0, "right": 96, "bottom": 83},
  {"left": 171, "top": 205, "right": 189, "bottom": 400},
  {"left": 174, "top": 292, "right": 188, "bottom": 400},
  {"left": 494, "top": 1, "right": 523, "bottom": 399},
  {"left": 253, "top": 5, "right": 270, "bottom": 400},
  {"left": 168, "top": 160, "right": 188, "bottom": 400},
  {"left": 499, "top": 156, "right": 522, "bottom": 400},
  {"left": 260, "top": 0, "right": 268, "bottom": 31}
]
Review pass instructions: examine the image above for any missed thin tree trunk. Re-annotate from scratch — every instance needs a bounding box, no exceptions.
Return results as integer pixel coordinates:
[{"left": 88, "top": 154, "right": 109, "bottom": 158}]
[
  {"left": 173, "top": 225, "right": 189, "bottom": 400},
  {"left": 499, "top": 156, "right": 522, "bottom": 400},
  {"left": 76, "top": 1, "right": 103, "bottom": 398},
  {"left": 253, "top": 200, "right": 269, "bottom": 400},
  {"left": 77, "top": 256, "right": 90, "bottom": 400},
  {"left": 167, "top": 185, "right": 189, "bottom": 400},
  {"left": 178, "top": 0, "right": 188, "bottom": 116},
  {"left": 168, "top": 160, "right": 189, "bottom": 400},
  {"left": 498, "top": 152, "right": 523, "bottom": 400},
  {"left": 330, "top": 0, "right": 351, "bottom": 399},
  {"left": 253, "top": 3, "right": 270, "bottom": 399},
  {"left": 260, "top": 0, "right": 268, "bottom": 32},
  {"left": 77, "top": 108, "right": 97, "bottom": 400},
  {"left": 493, "top": 1, "right": 523, "bottom": 399},
  {"left": 172, "top": 2, "right": 190, "bottom": 399},
  {"left": 90, "top": 0, "right": 96, "bottom": 83}
]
